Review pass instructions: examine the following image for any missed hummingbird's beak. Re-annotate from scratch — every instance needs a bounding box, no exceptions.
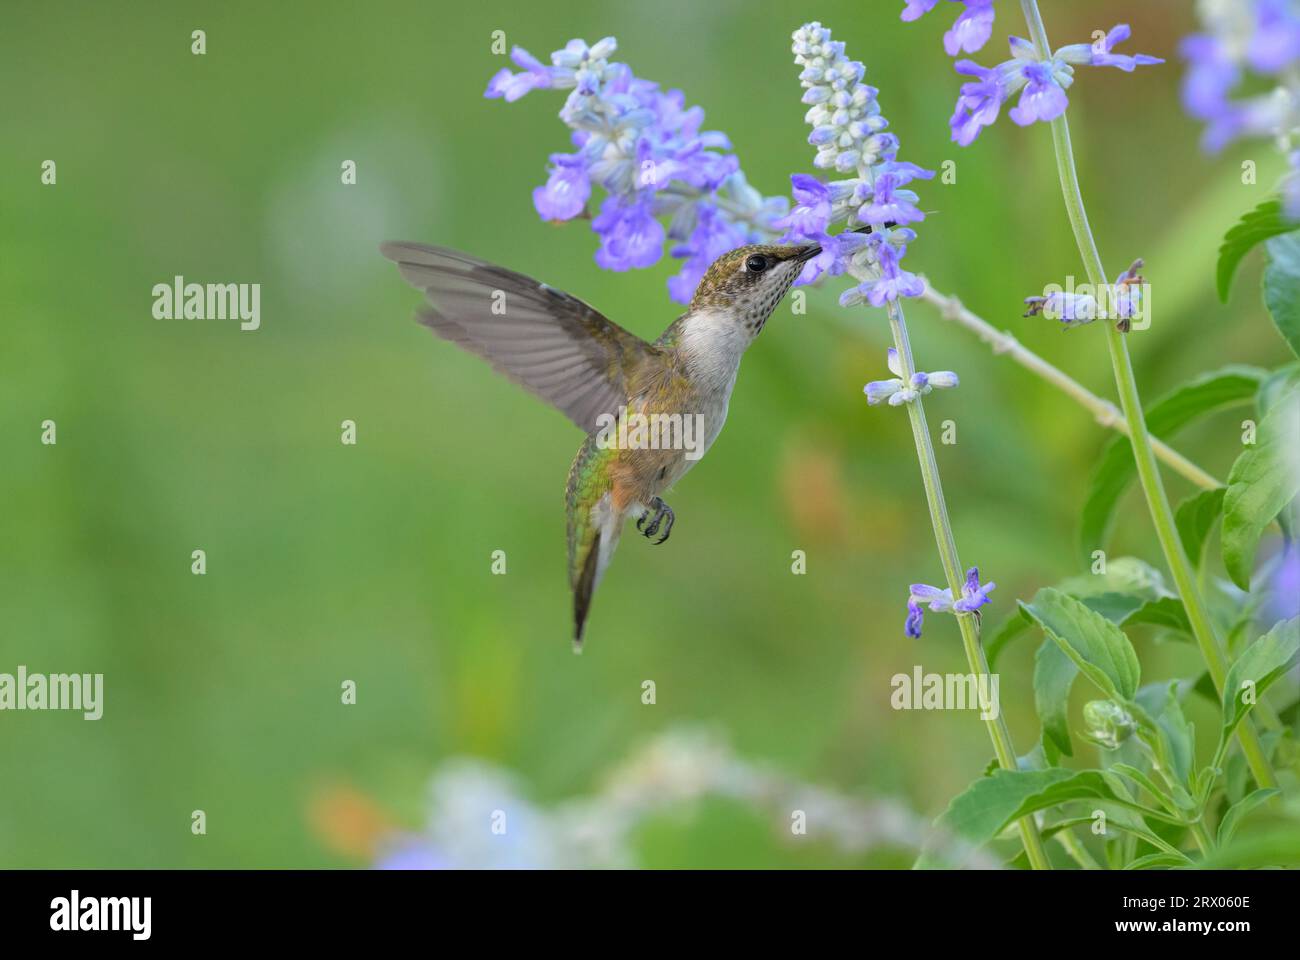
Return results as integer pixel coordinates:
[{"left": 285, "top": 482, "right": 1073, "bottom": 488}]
[{"left": 794, "top": 243, "right": 822, "bottom": 263}]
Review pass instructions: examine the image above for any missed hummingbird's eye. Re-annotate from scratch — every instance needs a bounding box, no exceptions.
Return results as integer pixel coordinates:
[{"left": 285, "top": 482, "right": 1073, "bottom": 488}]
[{"left": 745, "top": 254, "right": 769, "bottom": 273}]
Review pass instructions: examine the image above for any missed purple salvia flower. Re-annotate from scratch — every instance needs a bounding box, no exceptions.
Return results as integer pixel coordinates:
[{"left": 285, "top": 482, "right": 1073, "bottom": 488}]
[
  {"left": 856, "top": 173, "right": 925, "bottom": 226},
  {"left": 949, "top": 60, "right": 1011, "bottom": 146},
  {"left": 864, "top": 348, "right": 959, "bottom": 406},
  {"left": 905, "top": 600, "right": 925, "bottom": 638},
  {"left": 953, "top": 567, "right": 996, "bottom": 612},
  {"left": 900, "top": 0, "right": 941, "bottom": 23},
  {"left": 1008, "top": 62, "right": 1071, "bottom": 126},
  {"left": 945, "top": 0, "right": 997, "bottom": 57},
  {"left": 592, "top": 195, "right": 664, "bottom": 270},
  {"left": 773, "top": 174, "right": 833, "bottom": 236},
  {"left": 533, "top": 153, "right": 591, "bottom": 221},
  {"left": 904, "top": 567, "right": 996, "bottom": 637}
]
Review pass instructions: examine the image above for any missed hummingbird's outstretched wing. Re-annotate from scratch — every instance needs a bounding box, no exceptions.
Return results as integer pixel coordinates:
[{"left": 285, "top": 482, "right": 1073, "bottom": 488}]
[{"left": 381, "top": 242, "right": 655, "bottom": 432}]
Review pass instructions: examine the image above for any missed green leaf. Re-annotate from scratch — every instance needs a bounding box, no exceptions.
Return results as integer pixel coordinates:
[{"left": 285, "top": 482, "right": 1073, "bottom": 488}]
[
  {"left": 1021, "top": 588, "right": 1141, "bottom": 702},
  {"left": 1120, "top": 596, "right": 1193, "bottom": 637},
  {"left": 1258, "top": 363, "right": 1300, "bottom": 417},
  {"left": 1217, "top": 199, "right": 1292, "bottom": 301},
  {"left": 1081, "top": 591, "right": 1147, "bottom": 623},
  {"left": 1058, "top": 557, "right": 1170, "bottom": 600},
  {"left": 936, "top": 768, "right": 1157, "bottom": 848},
  {"left": 1034, "top": 637, "right": 1079, "bottom": 759},
  {"left": 1197, "top": 826, "right": 1300, "bottom": 868},
  {"left": 1127, "top": 852, "right": 1193, "bottom": 870},
  {"left": 1175, "top": 487, "right": 1226, "bottom": 569},
  {"left": 1157, "top": 682, "right": 1195, "bottom": 790},
  {"left": 1217, "top": 788, "right": 1280, "bottom": 847},
  {"left": 1263, "top": 232, "right": 1300, "bottom": 357},
  {"left": 1108, "top": 762, "right": 1176, "bottom": 813},
  {"left": 1221, "top": 617, "right": 1300, "bottom": 740},
  {"left": 1221, "top": 384, "right": 1300, "bottom": 589},
  {"left": 1080, "top": 367, "right": 1265, "bottom": 561}
]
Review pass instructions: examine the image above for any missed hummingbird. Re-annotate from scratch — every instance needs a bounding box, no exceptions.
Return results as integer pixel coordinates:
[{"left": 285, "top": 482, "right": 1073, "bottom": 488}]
[{"left": 381, "top": 238, "right": 821, "bottom": 647}]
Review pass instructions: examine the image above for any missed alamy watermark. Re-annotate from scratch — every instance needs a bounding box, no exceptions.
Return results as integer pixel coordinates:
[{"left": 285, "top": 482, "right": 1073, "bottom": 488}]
[
  {"left": 152, "top": 275, "right": 260, "bottom": 331},
  {"left": 891, "top": 666, "right": 1000, "bottom": 721},
  {"left": 0, "top": 666, "right": 103, "bottom": 719},
  {"left": 593, "top": 406, "right": 707, "bottom": 461}
]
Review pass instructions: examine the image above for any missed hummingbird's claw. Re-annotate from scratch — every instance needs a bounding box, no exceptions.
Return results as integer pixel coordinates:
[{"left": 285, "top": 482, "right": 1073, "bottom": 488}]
[{"left": 640, "top": 497, "right": 674, "bottom": 545}]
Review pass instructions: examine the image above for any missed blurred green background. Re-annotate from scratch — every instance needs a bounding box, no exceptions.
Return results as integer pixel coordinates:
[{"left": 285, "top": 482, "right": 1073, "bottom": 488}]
[{"left": 1, "top": 0, "right": 1291, "bottom": 868}]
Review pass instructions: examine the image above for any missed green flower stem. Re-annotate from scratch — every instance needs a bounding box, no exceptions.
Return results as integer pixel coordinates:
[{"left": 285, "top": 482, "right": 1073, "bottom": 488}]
[
  {"left": 1189, "top": 819, "right": 1215, "bottom": 858},
  {"left": 1020, "top": 0, "right": 1277, "bottom": 791},
  {"left": 887, "top": 299, "right": 1052, "bottom": 871}
]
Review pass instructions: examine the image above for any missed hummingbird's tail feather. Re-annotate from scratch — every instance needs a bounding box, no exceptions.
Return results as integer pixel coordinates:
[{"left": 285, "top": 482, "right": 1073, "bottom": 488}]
[{"left": 573, "top": 530, "right": 602, "bottom": 648}]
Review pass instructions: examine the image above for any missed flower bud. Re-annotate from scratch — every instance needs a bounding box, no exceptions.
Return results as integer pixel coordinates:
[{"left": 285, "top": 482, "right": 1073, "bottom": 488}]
[{"left": 1082, "top": 699, "right": 1135, "bottom": 750}]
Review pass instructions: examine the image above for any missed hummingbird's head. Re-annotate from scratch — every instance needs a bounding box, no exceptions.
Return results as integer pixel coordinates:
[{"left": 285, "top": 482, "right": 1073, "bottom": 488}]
[{"left": 688, "top": 242, "right": 820, "bottom": 336}]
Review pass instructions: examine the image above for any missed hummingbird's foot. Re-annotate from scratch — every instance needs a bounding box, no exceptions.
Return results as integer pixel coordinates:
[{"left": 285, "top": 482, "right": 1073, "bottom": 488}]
[{"left": 637, "top": 497, "right": 674, "bottom": 545}]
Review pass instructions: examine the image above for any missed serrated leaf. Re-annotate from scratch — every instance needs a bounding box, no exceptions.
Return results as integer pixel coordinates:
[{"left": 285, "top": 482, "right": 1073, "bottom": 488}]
[
  {"left": 1221, "top": 384, "right": 1300, "bottom": 588},
  {"left": 1218, "top": 198, "right": 1291, "bottom": 301},
  {"left": 937, "top": 768, "right": 1169, "bottom": 850},
  {"left": 1263, "top": 232, "right": 1300, "bottom": 357},
  {"left": 1058, "top": 557, "right": 1170, "bottom": 600},
  {"left": 1021, "top": 588, "right": 1141, "bottom": 702},
  {"left": 1175, "top": 487, "right": 1226, "bottom": 569},
  {"left": 1221, "top": 617, "right": 1300, "bottom": 741},
  {"left": 1121, "top": 596, "right": 1193, "bottom": 636},
  {"left": 1034, "top": 637, "right": 1079, "bottom": 759},
  {"left": 1217, "top": 788, "right": 1280, "bottom": 847},
  {"left": 1080, "top": 368, "right": 1265, "bottom": 562}
]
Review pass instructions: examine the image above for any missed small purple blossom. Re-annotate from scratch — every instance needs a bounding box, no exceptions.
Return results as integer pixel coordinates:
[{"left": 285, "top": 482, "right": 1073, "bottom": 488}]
[
  {"left": 533, "top": 153, "right": 591, "bottom": 221},
  {"left": 904, "top": 568, "right": 996, "bottom": 638},
  {"left": 592, "top": 195, "right": 664, "bottom": 271},
  {"left": 857, "top": 173, "right": 925, "bottom": 226},
  {"left": 839, "top": 241, "right": 926, "bottom": 307},
  {"left": 945, "top": 0, "right": 997, "bottom": 57},
  {"left": 773, "top": 174, "right": 833, "bottom": 236},
  {"left": 864, "top": 347, "right": 960, "bottom": 406},
  {"left": 905, "top": 600, "right": 925, "bottom": 638},
  {"left": 1008, "top": 62, "right": 1070, "bottom": 126}
]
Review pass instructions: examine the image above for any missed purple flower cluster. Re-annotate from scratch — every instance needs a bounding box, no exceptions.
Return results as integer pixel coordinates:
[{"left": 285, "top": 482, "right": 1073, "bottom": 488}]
[
  {"left": 783, "top": 22, "right": 935, "bottom": 307},
  {"left": 905, "top": 568, "right": 996, "bottom": 639},
  {"left": 1181, "top": 0, "right": 1300, "bottom": 214},
  {"left": 486, "top": 37, "right": 788, "bottom": 302},
  {"left": 945, "top": 27, "right": 1163, "bottom": 146}
]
